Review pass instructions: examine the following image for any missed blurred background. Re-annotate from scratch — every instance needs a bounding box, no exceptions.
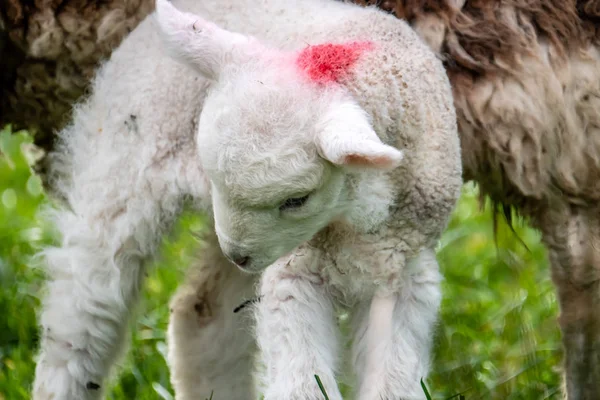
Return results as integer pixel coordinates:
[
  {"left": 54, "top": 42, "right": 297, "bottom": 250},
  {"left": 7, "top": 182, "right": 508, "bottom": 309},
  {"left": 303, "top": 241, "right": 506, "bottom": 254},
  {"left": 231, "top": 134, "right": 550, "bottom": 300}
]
[{"left": 0, "top": 123, "right": 562, "bottom": 399}]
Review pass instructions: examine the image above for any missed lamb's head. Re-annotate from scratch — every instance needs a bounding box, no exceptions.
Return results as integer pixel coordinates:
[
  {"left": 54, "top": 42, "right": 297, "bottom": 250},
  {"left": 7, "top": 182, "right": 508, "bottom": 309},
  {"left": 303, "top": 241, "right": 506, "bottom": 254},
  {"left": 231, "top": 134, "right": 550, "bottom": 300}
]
[{"left": 155, "top": 0, "right": 404, "bottom": 272}]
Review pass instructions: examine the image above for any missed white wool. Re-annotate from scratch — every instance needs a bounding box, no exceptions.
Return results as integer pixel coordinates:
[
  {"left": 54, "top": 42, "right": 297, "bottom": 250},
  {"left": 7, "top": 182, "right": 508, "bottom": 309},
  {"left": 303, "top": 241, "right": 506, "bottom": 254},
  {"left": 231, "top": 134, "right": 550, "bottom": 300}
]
[{"left": 32, "top": 0, "right": 462, "bottom": 399}]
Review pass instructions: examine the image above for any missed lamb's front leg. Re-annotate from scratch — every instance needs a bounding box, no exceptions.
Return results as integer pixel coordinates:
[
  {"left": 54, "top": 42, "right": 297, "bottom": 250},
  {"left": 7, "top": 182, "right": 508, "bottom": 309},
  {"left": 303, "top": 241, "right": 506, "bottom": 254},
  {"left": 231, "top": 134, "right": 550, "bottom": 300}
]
[
  {"left": 351, "top": 248, "right": 442, "bottom": 400},
  {"left": 255, "top": 250, "right": 343, "bottom": 400}
]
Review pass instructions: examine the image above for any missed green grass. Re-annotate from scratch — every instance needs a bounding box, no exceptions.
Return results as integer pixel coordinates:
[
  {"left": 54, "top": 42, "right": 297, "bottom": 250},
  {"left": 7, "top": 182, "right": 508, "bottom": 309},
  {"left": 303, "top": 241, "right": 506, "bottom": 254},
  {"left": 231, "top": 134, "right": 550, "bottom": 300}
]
[{"left": 0, "top": 126, "right": 561, "bottom": 399}]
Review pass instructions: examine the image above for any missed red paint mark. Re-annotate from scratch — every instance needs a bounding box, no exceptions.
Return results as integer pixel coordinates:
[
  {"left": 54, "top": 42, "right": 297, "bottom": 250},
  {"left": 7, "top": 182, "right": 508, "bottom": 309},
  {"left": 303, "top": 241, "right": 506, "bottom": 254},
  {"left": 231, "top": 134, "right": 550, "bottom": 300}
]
[{"left": 296, "top": 41, "right": 373, "bottom": 84}]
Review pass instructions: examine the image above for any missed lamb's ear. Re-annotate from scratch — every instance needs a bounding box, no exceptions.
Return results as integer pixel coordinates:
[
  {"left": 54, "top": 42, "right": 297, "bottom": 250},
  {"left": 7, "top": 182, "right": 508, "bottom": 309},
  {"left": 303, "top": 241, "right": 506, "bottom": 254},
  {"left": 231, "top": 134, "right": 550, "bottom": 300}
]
[
  {"left": 154, "top": 0, "right": 260, "bottom": 80},
  {"left": 315, "top": 101, "right": 404, "bottom": 170}
]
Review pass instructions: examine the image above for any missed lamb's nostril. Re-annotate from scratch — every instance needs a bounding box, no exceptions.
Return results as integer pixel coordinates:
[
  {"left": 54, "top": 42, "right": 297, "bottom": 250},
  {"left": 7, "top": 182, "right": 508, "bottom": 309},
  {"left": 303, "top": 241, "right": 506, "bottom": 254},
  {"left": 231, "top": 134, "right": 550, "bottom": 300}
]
[
  {"left": 225, "top": 250, "right": 251, "bottom": 268},
  {"left": 234, "top": 256, "right": 250, "bottom": 267}
]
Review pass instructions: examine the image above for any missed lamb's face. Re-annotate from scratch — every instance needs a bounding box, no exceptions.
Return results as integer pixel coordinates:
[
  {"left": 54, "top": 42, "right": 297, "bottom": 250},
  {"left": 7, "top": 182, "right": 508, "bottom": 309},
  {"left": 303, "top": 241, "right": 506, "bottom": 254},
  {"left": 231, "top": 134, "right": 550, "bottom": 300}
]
[
  {"left": 155, "top": 0, "right": 405, "bottom": 272},
  {"left": 197, "top": 77, "right": 351, "bottom": 271},
  {"left": 207, "top": 152, "right": 347, "bottom": 272}
]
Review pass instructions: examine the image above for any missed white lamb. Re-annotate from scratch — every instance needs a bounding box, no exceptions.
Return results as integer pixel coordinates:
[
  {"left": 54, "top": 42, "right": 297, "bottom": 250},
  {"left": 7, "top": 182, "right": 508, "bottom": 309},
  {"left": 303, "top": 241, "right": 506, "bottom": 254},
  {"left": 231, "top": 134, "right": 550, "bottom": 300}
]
[{"left": 31, "top": 0, "right": 462, "bottom": 399}]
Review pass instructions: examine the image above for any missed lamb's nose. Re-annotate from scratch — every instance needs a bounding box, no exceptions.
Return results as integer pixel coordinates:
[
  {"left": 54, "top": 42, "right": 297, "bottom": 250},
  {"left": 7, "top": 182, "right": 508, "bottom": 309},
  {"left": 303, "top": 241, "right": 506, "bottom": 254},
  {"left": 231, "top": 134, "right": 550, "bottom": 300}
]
[
  {"left": 224, "top": 248, "right": 251, "bottom": 269},
  {"left": 233, "top": 256, "right": 250, "bottom": 268}
]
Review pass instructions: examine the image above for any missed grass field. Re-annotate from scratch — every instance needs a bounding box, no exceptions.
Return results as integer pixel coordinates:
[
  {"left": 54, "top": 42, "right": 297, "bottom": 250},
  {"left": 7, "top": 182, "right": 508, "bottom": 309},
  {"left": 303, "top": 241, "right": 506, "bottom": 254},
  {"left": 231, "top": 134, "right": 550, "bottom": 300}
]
[{"left": 0, "top": 125, "right": 562, "bottom": 399}]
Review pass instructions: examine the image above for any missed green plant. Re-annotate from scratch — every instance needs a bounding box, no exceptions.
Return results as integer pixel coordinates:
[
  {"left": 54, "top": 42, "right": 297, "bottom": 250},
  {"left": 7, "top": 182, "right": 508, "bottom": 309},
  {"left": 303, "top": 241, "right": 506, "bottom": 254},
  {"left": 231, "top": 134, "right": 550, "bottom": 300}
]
[{"left": 0, "top": 126, "right": 561, "bottom": 399}]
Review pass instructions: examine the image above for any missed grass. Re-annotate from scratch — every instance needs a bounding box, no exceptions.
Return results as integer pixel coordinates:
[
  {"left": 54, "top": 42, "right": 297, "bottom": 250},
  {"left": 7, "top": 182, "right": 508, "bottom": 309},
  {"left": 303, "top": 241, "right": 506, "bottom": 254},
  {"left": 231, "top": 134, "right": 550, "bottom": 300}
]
[
  {"left": 0, "top": 125, "right": 562, "bottom": 399},
  {"left": 316, "top": 375, "right": 331, "bottom": 400}
]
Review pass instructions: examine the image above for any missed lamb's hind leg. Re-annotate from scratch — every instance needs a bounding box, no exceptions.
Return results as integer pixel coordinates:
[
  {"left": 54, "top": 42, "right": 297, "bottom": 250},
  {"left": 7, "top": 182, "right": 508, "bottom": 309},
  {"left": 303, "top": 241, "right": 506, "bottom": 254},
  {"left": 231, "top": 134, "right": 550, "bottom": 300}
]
[
  {"left": 538, "top": 206, "right": 600, "bottom": 400},
  {"left": 167, "top": 228, "right": 259, "bottom": 400},
  {"left": 31, "top": 64, "right": 206, "bottom": 397},
  {"left": 351, "top": 248, "right": 442, "bottom": 400},
  {"left": 32, "top": 144, "right": 192, "bottom": 399}
]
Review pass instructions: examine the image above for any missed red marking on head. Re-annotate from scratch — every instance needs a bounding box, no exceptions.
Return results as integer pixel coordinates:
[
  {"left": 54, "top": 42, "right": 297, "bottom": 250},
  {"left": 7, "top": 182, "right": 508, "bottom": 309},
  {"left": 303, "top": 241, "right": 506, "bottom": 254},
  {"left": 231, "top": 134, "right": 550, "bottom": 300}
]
[{"left": 296, "top": 41, "right": 374, "bottom": 84}]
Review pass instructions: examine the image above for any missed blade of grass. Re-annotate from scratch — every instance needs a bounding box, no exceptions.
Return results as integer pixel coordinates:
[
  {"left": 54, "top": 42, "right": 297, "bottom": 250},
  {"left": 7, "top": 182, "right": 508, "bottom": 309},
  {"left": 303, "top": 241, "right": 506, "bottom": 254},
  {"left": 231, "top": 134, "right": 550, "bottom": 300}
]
[
  {"left": 421, "top": 378, "right": 433, "bottom": 400},
  {"left": 422, "top": 378, "right": 470, "bottom": 400},
  {"left": 445, "top": 391, "right": 470, "bottom": 400},
  {"left": 314, "top": 375, "right": 330, "bottom": 400}
]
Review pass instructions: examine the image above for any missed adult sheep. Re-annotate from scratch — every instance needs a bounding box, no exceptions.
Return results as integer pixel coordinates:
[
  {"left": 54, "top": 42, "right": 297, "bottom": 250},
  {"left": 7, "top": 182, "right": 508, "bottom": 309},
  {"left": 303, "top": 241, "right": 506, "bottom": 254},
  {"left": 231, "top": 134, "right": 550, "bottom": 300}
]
[{"left": 31, "top": 0, "right": 462, "bottom": 399}]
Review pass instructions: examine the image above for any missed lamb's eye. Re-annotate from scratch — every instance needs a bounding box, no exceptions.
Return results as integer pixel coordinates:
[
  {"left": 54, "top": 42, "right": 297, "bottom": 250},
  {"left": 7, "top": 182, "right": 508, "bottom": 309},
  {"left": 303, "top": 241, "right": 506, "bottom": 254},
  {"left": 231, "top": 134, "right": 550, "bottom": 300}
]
[{"left": 279, "top": 194, "right": 310, "bottom": 211}]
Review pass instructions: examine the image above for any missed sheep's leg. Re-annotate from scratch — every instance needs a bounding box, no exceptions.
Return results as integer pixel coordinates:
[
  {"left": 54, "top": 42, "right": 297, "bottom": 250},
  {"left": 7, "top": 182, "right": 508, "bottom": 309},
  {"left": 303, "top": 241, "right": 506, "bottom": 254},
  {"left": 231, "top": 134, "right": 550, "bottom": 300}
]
[
  {"left": 31, "top": 115, "right": 202, "bottom": 398},
  {"left": 32, "top": 166, "right": 189, "bottom": 400},
  {"left": 538, "top": 206, "right": 600, "bottom": 400},
  {"left": 351, "top": 248, "right": 442, "bottom": 400},
  {"left": 255, "top": 251, "right": 343, "bottom": 400},
  {"left": 32, "top": 188, "right": 186, "bottom": 400},
  {"left": 167, "top": 228, "right": 259, "bottom": 400}
]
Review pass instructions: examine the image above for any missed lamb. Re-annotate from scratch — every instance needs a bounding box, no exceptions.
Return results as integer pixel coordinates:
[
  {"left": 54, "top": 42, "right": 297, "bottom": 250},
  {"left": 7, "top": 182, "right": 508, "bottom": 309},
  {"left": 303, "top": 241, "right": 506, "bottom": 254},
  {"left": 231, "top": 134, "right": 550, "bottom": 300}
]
[
  {"left": 31, "top": 0, "right": 462, "bottom": 399},
  {"left": 6, "top": 0, "right": 598, "bottom": 398}
]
